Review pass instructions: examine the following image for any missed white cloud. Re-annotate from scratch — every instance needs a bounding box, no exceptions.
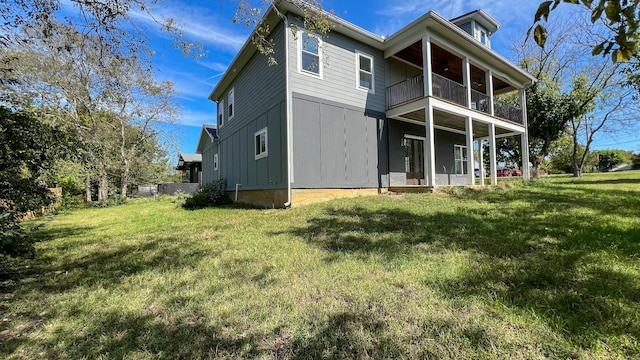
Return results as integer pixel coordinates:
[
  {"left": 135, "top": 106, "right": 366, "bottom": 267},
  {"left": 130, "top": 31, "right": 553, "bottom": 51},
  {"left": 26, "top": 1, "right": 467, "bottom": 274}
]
[
  {"left": 372, "top": 0, "right": 538, "bottom": 38},
  {"left": 175, "top": 109, "right": 216, "bottom": 127},
  {"left": 128, "top": 2, "right": 248, "bottom": 51}
]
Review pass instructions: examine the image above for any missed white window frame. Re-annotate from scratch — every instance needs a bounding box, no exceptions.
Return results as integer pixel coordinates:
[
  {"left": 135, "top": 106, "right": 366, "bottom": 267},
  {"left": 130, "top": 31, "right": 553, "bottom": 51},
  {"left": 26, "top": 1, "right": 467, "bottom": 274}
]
[
  {"left": 298, "top": 31, "right": 322, "bottom": 78},
  {"left": 214, "top": 153, "right": 219, "bottom": 171},
  {"left": 228, "top": 88, "right": 235, "bottom": 120},
  {"left": 218, "top": 100, "right": 224, "bottom": 127},
  {"left": 454, "top": 144, "right": 468, "bottom": 175},
  {"left": 355, "top": 51, "right": 375, "bottom": 93},
  {"left": 254, "top": 127, "right": 268, "bottom": 160}
]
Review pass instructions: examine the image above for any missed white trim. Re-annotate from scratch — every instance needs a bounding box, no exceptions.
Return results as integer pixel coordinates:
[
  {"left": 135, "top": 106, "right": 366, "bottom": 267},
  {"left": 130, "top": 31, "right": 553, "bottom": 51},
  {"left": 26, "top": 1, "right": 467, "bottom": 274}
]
[
  {"left": 254, "top": 127, "right": 268, "bottom": 160},
  {"left": 298, "top": 31, "right": 323, "bottom": 79},
  {"left": 434, "top": 124, "right": 467, "bottom": 135},
  {"left": 227, "top": 88, "right": 235, "bottom": 121},
  {"left": 218, "top": 100, "right": 225, "bottom": 127},
  {"left": 454, "top": 144, "right": 468, "bottom": 175},
  {"left": 355, "top": 50, "right": 375, "bottom": 93},
  {"left": 404, "top": 134, "right": 426, "bottom": 141},
  {"left": 284, "top": 15, "right": 293, "bottom": 207}
]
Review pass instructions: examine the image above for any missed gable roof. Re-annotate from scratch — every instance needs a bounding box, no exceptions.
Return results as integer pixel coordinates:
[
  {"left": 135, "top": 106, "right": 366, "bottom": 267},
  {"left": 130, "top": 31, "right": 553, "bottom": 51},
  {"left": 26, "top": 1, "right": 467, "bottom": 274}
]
[
  {"left": 196, "top": 124, "right": 219, "bottom": 153},
  {"left": 449, "top": 9, "right": 501, "bottom": 34},
  {"left": 179, "top": 153, "right": 202, "bottom": 163},
  {"left": 208, "top": 1, "right": 535, "bottom": 102}
]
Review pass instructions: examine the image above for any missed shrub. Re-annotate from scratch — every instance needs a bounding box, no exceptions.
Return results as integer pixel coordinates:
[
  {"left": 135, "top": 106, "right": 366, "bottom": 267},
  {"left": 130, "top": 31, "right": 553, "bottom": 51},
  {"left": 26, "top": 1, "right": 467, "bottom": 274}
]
[
  {"left": 182, "top": 179, "right": 230, "bottom": 209},
  {"left": 0, "top": 200, "right": 35, "bottom": 257}
]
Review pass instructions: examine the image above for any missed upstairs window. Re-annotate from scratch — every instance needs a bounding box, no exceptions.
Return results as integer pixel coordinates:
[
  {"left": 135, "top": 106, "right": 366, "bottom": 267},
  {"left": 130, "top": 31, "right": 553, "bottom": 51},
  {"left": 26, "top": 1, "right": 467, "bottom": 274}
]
[
  {"left": 218, "top": 100, "right": 224, "bottom": 127},
  {"left": 300, "top": 32, "right": 321, "bottom": 77},
  {"left": 475, "top": 23, "right": 490, "bottom": 47},
  {"left": 255, "top": 128, "right": 268, "bottom": 160},
  {"left": 356, "top": 52, "right": 374, "bottom": 92},
  {"left": 228, "top": 88, "right": 235, "bottom": 120}
]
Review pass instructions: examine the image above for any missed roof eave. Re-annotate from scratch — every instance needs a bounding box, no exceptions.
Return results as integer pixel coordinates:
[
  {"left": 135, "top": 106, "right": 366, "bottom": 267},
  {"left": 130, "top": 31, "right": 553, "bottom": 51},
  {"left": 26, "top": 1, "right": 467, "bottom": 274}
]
[{"left": 385, "top": 11, "right": 535, "bottom": 85}]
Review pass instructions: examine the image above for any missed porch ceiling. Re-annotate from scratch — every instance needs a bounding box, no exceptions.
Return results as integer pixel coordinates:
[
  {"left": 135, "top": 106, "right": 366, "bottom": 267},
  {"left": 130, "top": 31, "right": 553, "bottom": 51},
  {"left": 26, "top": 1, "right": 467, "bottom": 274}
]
[
  {"left": 395, "top": 109, "right": 517, "bottom": 138},
  {"left": 394, "top": 42, "right": 516, "bottom": 95}
]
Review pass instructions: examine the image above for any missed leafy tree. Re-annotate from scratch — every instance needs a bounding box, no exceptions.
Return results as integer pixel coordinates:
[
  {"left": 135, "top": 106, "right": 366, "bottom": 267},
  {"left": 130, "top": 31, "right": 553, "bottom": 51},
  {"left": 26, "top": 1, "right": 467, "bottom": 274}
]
[
  {"left": 595, "top": 149, "right": 632, "bottom": 170},
  {"left": 0, "top": 107, "right": 75, "bottom": 256},
  {"left": 632, "top": 152, "right": 640, "bottom": 169},
  {"left": 531, "top": 0, "right": 640, "bottom": 62},
  {"left": 1, "top": 20, "right": 177, "bottom": 203},
  {"left": 514, "top": 15, "right": 634, "bottom": 178},
  {"left": 2, "top": 1, "right": 333, "bottom": 66},
  {"left": 547, "top": 135, "right": 598, "bottom": 173}
]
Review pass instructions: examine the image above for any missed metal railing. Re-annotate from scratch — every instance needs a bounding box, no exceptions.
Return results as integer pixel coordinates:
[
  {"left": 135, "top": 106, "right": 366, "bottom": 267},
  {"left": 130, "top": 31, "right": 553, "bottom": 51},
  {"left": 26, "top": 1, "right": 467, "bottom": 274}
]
[
  {"left": 431, "top": 73, "right": 467, "bottom": 107},
  {"left": 385, "top": 73, "right": 470, "bottom": 110},
  {"left": 470, "top": 89, "right": 490, "bottom": 114},
  {"left": 386, "top": 75, "right": 424, "bottom": 109},
  {"left": 494, "top": 99, "right": 523, "bottom": 124}
]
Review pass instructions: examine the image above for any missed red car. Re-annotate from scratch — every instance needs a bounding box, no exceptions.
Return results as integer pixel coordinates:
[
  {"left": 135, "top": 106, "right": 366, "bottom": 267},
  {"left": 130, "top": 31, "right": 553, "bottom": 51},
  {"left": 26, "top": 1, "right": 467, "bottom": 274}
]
[{"left": 497, "top": 168, "right": 522, "bottom": 177}]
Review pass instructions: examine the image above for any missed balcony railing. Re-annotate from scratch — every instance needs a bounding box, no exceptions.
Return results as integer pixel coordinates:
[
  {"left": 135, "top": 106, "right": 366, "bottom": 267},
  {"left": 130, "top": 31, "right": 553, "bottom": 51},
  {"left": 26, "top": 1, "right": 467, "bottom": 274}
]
[
  {"left": 470, "top": 89, "right": 490, "bottom": 114},
  {"left": 432, "top": 73, "right": 467, "bottom": 107},
  {"left": 494, "top": 99, "right": 523, "bottom": 124},
  {"left": 386, "top": 75, "right": 424, "bottom": 109}
]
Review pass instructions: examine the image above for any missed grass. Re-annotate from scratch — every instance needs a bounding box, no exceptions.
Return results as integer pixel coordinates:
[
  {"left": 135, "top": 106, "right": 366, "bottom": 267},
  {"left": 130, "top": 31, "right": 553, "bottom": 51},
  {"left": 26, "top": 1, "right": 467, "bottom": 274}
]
[{"left": 1, "top": 171, "right": 639, "bottom": 359}]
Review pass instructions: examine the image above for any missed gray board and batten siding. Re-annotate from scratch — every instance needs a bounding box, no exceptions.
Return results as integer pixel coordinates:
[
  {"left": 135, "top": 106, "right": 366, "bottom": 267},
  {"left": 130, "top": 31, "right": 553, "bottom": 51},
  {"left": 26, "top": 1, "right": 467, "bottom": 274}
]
[
  {"left": 291, "top": 93, "right": 389, "bottom": 189},
  {"left": 287, "top": 16, "right": 389, "bottom": 189},
  {"left": 287, "top": 17, "right": 387, "bottom": 114},
  {"left": 215, "top": 22, "right": 288, "bottom": 192},
  {"left": 200, "top": 139, "right": 218, "bottom": 185}
]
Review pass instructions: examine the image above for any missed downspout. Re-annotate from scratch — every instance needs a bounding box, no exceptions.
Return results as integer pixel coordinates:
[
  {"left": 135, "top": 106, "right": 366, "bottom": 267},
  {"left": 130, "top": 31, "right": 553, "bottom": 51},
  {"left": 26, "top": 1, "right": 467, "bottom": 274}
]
[{"left": 283, "top": 15, "right": 293, "bottom": 208}]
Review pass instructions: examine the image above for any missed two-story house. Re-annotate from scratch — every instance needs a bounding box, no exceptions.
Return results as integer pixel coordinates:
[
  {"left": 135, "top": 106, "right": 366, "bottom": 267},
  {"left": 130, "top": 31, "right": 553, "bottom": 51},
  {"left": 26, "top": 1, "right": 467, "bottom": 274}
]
[{"left": 200, "top": 1, "right": 536, "bottom": 208}]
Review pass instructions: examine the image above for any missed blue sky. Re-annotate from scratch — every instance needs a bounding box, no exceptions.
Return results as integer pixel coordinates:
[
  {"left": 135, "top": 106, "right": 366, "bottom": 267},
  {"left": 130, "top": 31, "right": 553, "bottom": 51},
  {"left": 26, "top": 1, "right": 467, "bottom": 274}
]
[{"left": 129, "top": 0, "right": 639, "bottom": 155}]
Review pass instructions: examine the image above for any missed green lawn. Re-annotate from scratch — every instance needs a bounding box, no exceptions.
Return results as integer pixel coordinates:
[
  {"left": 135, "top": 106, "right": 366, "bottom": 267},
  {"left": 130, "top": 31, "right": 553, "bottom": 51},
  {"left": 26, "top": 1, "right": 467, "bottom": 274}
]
[{"left": 2, "top": 171, "right": 639, "bottom": 359}]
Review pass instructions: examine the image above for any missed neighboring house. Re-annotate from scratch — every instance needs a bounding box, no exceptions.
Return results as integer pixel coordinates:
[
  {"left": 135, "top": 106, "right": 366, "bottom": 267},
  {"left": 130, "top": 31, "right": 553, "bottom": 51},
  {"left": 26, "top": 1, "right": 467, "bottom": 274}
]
[
  {"left": 206, "top": 1, "right": 536, "bottom": 207},
  {"left": 196, "top": 124, "right": 220, "bottom": 184},
  {"left": 176, "top": 153, "right": 202, "bottom": 184}
]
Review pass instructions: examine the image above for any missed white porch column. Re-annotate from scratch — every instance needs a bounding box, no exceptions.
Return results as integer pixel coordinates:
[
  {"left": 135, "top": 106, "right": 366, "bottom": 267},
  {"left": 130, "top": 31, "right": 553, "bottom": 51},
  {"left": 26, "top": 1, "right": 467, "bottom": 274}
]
[
  {"left": 463, "top": 57, "right": 471, "bottom": 108},
  {"left": 478, "top": 138, "right": 486, "bottom": 183},
  {"left": 424, "top": 98, "right": 436, "bottom": 187},
  {"left": 487, "top": 70, "right": 494, "bottom": 115},
  {"left": 422, "top": 35, "right": 433, "bottom": 97},
  {"left": 465, "top": 116, "right": 474, "bottom": 185},
  {"left": 489, "top": 123, "right": 498, "bottom": 185},
  {"left": 519, "top": 87, "right": 530, "bottom": 180}
]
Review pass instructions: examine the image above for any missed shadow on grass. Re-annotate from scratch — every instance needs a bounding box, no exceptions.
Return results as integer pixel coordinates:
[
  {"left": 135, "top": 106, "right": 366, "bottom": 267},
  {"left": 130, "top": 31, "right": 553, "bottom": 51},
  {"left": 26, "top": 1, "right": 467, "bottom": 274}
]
[{"left": 279, "top": 186, "right": 640, "bottom": 353}]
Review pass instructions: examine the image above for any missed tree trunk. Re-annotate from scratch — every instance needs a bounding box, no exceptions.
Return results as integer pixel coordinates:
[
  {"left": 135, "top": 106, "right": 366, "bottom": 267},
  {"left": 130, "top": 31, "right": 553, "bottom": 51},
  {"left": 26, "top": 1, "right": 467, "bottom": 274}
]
[
  {"left": 572, "top": 131, "right": 581, "bottom": 177},
  {"left": 121, "top": 158, "right": 130, "bottom": 197},
  {"left": 85, "top": 172, "right": 92, "bottom": 203},
  {"left": 97, "top": 157, "right": 108, "bottom": 202}
]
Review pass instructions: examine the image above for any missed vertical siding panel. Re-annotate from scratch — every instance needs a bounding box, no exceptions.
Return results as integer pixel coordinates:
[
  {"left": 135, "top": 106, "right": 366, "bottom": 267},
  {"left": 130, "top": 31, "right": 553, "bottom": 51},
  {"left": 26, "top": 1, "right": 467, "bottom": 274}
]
[
  {"left": 345, "top": 109, "right": 366, "bottom": 184},
  {"left": 319, "top": 103, "right": 345, "bottom": 184},
  {"left": 292, "top": 98, "right": 321, "bottom": 185},
  {"left": 268, "top": 105, "right": 282, "bottom": 184}
]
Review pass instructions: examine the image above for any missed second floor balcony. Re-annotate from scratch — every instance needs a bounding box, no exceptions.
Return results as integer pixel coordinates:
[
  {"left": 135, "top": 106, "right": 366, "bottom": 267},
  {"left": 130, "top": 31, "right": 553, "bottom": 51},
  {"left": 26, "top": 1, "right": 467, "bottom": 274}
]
[{"left": 386, "top": 73, "right": 523, "bottom": 125}]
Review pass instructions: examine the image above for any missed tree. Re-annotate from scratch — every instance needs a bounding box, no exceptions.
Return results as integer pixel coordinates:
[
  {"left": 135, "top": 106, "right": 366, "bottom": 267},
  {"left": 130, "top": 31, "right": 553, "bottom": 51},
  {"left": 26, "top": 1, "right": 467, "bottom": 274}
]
[
  {"left": 632, "top": 152, "right": 640, "bottom": 169},
  {"left": 1, "top": 20, "right": 178, "bottom": 202},
  {"left": 514, "top": 13, "right": 636, "bottom": 178},
  {"left": 2, "top": 1, "right": 333, "bottom": 66},
  {"left": 531, "top": 0, "right": 640, "bottom": 62},
  {"left": 0, "top": 107, "right": 76, "bottom": 256},
  {"left": 595, "top": 149, "right": 632, "bottom": 170}
]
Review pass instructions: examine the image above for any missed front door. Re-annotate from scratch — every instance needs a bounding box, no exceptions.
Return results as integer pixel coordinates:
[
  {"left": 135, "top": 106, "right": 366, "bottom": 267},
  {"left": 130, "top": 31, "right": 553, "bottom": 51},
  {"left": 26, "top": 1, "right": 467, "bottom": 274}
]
[{"left": 404, "top": 137, "right": 424, "bottom": 185}]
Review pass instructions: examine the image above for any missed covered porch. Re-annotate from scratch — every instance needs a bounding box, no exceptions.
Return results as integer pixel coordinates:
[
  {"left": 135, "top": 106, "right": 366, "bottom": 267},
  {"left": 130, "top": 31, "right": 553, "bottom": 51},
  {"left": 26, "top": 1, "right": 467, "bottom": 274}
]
[
  {"left": 387, "top": 98, "right": 528, "bottom": 188},
  {"left": 384, "top": 34, "right": 531, "bottom": 188}
]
